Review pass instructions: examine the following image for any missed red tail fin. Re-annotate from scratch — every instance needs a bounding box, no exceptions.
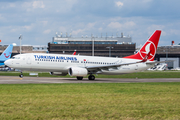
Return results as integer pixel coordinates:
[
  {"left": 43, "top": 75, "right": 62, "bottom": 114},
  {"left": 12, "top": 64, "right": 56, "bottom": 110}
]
[{"left": 124, "top": 30, "right": 161, "bottom": 61}]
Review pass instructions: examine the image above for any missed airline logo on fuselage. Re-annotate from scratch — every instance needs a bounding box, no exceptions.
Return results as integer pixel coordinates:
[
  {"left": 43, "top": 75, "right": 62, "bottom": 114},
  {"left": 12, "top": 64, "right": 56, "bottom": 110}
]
[{"left": 34, "top": 55, "right": 77, "bottom": 61}]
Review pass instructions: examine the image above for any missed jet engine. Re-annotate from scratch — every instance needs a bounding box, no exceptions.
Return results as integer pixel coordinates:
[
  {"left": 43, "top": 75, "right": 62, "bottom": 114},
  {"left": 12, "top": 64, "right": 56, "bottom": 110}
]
[{"left": 68, "top": 67, "right": 88, "bottom": 77}]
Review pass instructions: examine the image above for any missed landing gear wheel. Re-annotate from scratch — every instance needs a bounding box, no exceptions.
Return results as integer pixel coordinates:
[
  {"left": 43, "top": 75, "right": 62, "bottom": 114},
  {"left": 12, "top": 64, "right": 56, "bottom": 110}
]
[
  {"left": 77, "top": 77, "right": 83, "bottom": 80},
  {"left": 19, "top": 74, "right": 23, "bottom": 78},
  {"left": 88, "top": 75, "right": 95, "bottom": 80}
]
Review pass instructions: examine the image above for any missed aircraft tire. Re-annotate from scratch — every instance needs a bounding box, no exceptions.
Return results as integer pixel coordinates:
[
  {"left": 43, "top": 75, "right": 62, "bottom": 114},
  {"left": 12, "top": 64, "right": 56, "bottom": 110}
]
[
  {"left": 19, "top": 74, "right": 23, "bottom": 78},
  {"left": 88, "top": 75, "right": 95, "bottom": 80},
  {"left": 77, "top": 77, "right": 83, "bottom": 80}
]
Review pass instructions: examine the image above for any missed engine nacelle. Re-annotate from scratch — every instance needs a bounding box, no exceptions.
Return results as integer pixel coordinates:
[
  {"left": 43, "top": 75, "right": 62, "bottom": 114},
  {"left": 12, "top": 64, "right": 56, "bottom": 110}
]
[
  {"left": 50, "top": 72, "right": 67, "bottom": 76},
  {"left": 68, "top": 67, "right": 88, "bottom": 77}
]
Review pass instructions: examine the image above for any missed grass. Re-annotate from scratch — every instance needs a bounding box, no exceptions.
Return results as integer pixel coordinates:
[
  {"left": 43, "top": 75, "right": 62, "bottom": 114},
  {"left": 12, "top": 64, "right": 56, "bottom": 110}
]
[
  {"left": 0, "top": 83, "right": 180, "bottom": 119},
  {"left": 1, "top": 70, "right": 180, "bottom": 78}
]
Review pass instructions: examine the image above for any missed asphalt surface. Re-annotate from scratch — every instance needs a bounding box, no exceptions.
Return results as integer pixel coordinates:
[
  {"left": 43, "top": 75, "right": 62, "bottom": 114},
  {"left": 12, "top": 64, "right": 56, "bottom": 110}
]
[{"left": 0, "top": 76, "right": 180, "bottom": 84}]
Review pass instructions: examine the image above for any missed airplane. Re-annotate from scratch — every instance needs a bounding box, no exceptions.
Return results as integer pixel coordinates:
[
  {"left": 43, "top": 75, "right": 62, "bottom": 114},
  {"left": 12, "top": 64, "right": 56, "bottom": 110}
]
[
  {"left": 5, "top": 30, "right": 165, "bottom": 80},
  {"left": 0, "top": 44, "right": 13, "bottom": 67},
  {"left": 72, "top": 50, "right": 76, "bottom": 55}
]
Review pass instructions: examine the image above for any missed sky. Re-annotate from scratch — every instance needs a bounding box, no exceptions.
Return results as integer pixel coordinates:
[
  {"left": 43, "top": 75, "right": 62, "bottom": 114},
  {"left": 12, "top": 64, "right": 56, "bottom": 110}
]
[{"left": 0, "top": 0, "right": 180, "bottom": 47}]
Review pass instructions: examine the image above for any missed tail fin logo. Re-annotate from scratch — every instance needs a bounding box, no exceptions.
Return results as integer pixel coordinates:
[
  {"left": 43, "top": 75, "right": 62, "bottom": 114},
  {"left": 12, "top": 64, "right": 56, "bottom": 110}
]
[
  {"left": 139, "top": 41, "right": 156, "bottom": 61},
  {"left": 4, "top": 52, "right": 11, "bottom": 58},
  {"left": 123, "top": 30, "right": 161, "bottom": 61}
]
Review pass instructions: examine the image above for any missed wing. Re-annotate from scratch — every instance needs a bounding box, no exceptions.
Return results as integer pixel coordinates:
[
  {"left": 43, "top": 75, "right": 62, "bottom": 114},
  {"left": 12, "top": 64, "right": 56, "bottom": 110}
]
[
  {"left": 86, "top": 59, "right": 143, "bottom": 73},
  {"left": 86, "top": 50, "right": 152, "bottom": 72},
  {"left": 86, "top": 52, "right": 173, "bottom": 73}
]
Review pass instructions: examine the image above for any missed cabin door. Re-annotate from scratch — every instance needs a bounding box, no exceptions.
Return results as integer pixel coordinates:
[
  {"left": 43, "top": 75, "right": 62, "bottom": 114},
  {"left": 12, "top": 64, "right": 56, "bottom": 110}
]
[{"left": 26, "top": 56, "right": 31, "bottom": 65}]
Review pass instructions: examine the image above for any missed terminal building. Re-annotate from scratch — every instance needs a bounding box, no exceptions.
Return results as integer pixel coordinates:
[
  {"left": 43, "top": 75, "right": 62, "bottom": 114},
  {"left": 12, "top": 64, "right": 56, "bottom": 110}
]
[
  {"left": 155, "top": 45, "right": 180, "bottom": 69},
  {"left": 0, "top": 45, "right": 47, "bottom": 57},
  {"left": 48, "top": 33, "right": 135, "bottom": 57}
]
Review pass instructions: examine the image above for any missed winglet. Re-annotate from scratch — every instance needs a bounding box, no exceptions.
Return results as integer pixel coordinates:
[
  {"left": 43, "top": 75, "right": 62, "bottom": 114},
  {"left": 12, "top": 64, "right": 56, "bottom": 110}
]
[{"left": 72, "top": 51, "right": 76, "bottom": 55}]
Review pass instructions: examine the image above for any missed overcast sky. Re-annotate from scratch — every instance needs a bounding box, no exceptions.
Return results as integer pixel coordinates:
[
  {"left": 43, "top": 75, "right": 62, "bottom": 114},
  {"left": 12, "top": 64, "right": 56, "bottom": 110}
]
[{"left": 0, "top": 0, "right": 180, "bottom": 47}]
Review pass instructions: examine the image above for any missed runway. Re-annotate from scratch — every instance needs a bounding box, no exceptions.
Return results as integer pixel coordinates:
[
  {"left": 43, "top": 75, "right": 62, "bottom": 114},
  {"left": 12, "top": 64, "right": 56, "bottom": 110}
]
[{"left": 0, "top": 76, "right": 180, "bottom": 84}]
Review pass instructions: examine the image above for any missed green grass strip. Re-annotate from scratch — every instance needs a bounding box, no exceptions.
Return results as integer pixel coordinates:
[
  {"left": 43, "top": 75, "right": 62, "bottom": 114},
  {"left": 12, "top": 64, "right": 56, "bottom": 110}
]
[{"left": 0, "top": 83, "right": 180, "bottom": 119}]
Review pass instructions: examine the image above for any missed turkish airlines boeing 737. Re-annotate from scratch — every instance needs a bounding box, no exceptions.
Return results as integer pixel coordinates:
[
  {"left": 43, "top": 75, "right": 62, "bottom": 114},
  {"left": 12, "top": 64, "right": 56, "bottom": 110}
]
[{"left": 5, "top": 30, "right": 163, "bottom": 80}]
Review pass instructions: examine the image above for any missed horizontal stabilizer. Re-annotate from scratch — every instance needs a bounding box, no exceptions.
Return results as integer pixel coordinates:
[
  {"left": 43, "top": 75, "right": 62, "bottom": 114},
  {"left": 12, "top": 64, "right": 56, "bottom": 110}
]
[{"left": 146, "top": 60, "right": 174, "bottom": 65}]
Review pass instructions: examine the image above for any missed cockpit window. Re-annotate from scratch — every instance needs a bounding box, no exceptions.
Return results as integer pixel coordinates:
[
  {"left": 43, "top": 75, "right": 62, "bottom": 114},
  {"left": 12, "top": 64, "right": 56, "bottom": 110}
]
[{"left": 11, "top": 57, "right": 20, "bottom": 59}]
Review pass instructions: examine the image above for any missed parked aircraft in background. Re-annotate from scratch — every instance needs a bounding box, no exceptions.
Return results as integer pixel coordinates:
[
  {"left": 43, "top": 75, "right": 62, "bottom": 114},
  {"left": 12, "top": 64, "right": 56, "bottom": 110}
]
[
  {"left": 5, "top": 30, "right": 165, "bottom": 80},
  {"left": 0, "top": 44, "right": 13, "bottom": 67},
  {"left": 147, "top": 63, "right": 168, "bottom": 71}
]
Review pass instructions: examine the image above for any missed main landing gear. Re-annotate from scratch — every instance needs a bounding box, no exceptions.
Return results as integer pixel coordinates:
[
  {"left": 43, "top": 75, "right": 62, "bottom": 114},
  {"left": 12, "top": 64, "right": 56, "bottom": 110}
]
[
  {"left": 88, "top": 74, "right": 95, "bottom": 80},
  {"left": 76, "top": 74, "right": 95, "bottom": 80}
]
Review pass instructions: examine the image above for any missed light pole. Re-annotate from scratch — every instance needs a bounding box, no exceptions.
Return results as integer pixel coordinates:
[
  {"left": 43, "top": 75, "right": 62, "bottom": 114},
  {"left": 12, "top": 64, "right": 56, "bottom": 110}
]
[
  {"left": 91, "top": 36, "right": 95, "bottom": 56},
  {"left": 106, "top": 46, "right": 114, "bottom": 57},
  {"left": 19, "top": 34, "right": 22, "bottom": 54},
  {"left": 166, "top": 46, "right": 168, "bottom": 61}
]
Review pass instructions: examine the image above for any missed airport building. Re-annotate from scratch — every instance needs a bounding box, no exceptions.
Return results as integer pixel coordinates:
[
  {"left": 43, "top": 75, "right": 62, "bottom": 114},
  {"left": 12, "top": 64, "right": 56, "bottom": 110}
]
[
  {"left": 0, "top": 45, "right": 47, "bottom": 57},
  {"left": 155, "top": 45, "right": 180, "bottom": 69},
  {"left": 48, "top": 33, "right": 135, "bottom": 57}
]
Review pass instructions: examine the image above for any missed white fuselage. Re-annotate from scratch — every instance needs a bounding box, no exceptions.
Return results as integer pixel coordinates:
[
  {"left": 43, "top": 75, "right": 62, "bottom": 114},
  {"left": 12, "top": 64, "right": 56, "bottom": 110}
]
[{"left": 5, "top": 53, "right": 154, "bottom": 75}]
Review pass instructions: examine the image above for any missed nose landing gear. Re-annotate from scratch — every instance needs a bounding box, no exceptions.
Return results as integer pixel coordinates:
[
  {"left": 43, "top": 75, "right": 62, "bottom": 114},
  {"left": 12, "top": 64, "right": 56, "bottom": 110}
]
[{"left": 19, "top": 72, "right": 23, "bottom": 78}]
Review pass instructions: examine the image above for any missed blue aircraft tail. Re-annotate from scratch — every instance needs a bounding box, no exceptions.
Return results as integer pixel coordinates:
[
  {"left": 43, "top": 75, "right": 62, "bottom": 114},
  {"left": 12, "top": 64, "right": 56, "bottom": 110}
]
[{"left": 0, "top": 44, "right": 13, "bottom": 60}]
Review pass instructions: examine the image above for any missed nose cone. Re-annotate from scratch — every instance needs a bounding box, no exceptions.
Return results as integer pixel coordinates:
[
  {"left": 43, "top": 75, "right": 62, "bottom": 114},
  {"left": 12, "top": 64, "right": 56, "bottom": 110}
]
[{"left": 4, "top": 59, "right": 11, "bottom": 67}]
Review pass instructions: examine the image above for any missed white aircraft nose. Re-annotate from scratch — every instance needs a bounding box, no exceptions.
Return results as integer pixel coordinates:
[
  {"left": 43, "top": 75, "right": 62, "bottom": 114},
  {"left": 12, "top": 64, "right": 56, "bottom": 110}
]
[{"left": 4, "top": 59, "right": 11, "bottom": 67}]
